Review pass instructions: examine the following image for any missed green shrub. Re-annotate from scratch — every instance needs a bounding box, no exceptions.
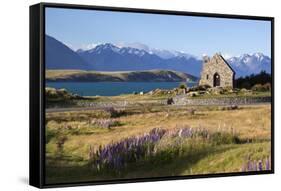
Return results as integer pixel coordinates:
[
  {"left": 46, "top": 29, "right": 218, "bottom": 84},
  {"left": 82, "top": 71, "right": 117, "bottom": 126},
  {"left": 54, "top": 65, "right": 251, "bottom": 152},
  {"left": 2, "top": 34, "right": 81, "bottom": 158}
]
[
  {"left": 210, "top": 132, "right": 241, "bottom": 145},
  {"left": 178, "top": 83, "right": 187, "bottom": 89},
  {"left": 55, "top": 134, "right": 68, "bottom": 157},
  {"left": 251, "top": 83, "right": 271, "bottom": 92},
  {"left": 46, "top": 128, "right": 56, "bottom": 144}
]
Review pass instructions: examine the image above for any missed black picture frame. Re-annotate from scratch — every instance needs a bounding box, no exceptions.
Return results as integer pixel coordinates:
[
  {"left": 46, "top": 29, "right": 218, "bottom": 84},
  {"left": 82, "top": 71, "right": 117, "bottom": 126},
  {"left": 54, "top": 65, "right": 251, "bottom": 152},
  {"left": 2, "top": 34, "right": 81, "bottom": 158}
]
[{"left": 30, "top": 2, "right": 275, "bottom": 188}]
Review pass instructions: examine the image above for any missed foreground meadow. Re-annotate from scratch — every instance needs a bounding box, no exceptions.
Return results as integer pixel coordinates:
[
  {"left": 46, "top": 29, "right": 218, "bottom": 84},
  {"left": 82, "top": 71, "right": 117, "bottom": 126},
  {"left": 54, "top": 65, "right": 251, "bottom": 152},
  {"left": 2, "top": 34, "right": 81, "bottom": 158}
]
[{"left": 45, "top": 103, "right": 271, "bottom": 184}]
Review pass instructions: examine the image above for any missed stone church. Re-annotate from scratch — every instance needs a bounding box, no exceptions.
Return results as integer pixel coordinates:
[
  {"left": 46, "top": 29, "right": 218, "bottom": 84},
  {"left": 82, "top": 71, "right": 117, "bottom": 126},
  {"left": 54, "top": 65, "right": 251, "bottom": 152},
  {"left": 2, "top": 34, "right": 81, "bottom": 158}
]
[{"left": 199, "top": 53, "right": 235, "bottom": 88}]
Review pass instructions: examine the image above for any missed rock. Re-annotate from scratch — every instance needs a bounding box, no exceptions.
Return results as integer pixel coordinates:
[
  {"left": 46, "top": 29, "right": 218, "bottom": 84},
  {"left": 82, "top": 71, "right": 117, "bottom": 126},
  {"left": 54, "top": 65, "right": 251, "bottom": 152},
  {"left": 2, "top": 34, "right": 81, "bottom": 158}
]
[
  {"left": 207, "top": 87, "right": 224, "bottom": 95},
  {"left": 222, "top": 86, "right": 233, "bottom": 92},
  {"left": 188, "top": 108, "right": 196, "bottom": 115},
  {"left": 167, "top": 98, "right": 174, "bottom": 105},
  {"left": 240, "top": 88, "right": 248, "bottom": 92},
  {"left": 223, "top": 105, "right": 239, "bottom": 110},
  {"left": 230, "top": 105, "right": 238, "bottom": 110},
  {"left": 187, "top": 91, "right": 200, "bottom": 97},
  {"left": 190, "top": 84, "right": 211, "bottom": 91}
]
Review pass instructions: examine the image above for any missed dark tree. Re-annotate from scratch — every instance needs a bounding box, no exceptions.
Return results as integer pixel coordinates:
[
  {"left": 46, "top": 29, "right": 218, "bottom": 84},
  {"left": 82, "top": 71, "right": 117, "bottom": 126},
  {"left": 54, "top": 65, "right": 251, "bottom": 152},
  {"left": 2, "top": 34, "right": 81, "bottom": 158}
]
[{"left": 235, "top": 71, "right": 271, "bottom": 89}]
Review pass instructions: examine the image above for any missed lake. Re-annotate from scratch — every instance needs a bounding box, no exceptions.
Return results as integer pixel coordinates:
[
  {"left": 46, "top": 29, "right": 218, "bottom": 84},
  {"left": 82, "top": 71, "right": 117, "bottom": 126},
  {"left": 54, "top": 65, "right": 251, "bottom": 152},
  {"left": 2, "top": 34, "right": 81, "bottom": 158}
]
[{"left": 46, "top": 82, "right": 197, "bottom": 96}]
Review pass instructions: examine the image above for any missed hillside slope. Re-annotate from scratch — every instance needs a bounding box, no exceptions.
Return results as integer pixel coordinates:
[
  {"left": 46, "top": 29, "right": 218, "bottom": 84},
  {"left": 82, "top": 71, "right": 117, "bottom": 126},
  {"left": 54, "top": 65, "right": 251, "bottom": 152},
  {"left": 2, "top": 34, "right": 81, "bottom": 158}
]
[
  {"left": 46, "top": 35, "right": 91, "bottom": 70},
  {"left": 46, "top": 70, "right": 198, "bottom": 82}
]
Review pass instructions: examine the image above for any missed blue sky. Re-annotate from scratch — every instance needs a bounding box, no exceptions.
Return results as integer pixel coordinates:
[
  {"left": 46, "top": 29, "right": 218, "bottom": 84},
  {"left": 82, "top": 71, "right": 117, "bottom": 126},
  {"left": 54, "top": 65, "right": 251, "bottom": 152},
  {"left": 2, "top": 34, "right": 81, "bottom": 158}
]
[{"left": 46, "top": 7, "right": 271, "bottom": 57}]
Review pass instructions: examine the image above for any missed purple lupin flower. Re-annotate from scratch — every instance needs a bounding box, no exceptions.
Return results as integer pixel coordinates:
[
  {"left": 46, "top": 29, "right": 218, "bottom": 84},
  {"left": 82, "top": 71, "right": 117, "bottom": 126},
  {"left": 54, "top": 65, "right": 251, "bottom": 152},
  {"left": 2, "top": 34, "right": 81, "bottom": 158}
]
[
  {"left": 258, "top": 160, "right": 263, "bottom": 171},
  {"left": 242, "top": 157, "right": 271, "bottom": 172},
  {"left": 265, "top": 157, "right": 270, "bottom": 170},
  {"left": 247, "top": 160, "right": 252, "bottom": 171},
  {"left": 90, "top": 126, "right": 242, "bottom": 172}
]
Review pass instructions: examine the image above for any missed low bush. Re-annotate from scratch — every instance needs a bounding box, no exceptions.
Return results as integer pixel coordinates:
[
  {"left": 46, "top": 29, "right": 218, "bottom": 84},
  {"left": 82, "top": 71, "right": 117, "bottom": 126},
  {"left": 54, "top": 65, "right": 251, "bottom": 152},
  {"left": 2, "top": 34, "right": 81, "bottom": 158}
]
[
  {"left": 55, "top": 134, "right": 68, "bottom": 157},
  {"left": 178, "top": 83, "right": 187, "bottom": 89},
  {"left": 90, "top": 118, "right": 121, "bottom": 129},
  {"left": 105, "top": 107, "right": 127, "bottom": 118},
  {"left": 251, "top": 83, "right": 271, "bottom": 92},
  {"left": 46, "top": 128, "right": 56, "bottom": 144},
  {"left": 210, "top": 132, "right": 241, "bottom": 145}
]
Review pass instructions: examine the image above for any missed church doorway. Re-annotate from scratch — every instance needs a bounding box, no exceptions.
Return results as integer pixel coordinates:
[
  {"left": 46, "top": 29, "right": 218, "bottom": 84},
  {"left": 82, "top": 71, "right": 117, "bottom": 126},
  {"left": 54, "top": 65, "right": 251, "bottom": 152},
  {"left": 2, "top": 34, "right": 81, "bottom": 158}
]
[{"left": 213, "top": 73, "right": 220, "bottom": 87}]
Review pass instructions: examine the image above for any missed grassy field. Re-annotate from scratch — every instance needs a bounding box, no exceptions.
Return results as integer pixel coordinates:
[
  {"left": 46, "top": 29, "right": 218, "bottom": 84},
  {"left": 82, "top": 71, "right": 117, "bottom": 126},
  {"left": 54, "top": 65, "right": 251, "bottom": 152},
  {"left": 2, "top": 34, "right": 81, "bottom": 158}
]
[{"left": 45, "top": 103, "right": 271, "bottom": 184}]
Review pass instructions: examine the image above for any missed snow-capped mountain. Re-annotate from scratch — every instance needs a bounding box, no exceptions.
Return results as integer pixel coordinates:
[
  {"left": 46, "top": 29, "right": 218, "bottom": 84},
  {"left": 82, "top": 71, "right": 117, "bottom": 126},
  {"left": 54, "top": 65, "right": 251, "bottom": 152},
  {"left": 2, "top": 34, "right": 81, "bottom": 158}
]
[
  {"left": 77, "top": 43, "right": 202, "bottom": 76},
  {"left": 45, "top": 35, "right": 271, "bottom": 78},
  {"left": 150, "top": 49, "right": 195, "bottom": 60},
  {"left": 227, "top": 53, "right": 271, "bottom": 77},
  {"left": 99, "top": 42, "right": 197, "bottom": 60}
]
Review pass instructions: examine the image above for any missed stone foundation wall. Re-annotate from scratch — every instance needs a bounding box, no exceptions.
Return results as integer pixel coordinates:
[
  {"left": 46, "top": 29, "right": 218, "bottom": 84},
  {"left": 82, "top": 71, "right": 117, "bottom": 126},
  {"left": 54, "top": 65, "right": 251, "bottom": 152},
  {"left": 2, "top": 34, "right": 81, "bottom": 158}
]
[{"left": 174, "top": 96, "right": 271, "bottom": 106}]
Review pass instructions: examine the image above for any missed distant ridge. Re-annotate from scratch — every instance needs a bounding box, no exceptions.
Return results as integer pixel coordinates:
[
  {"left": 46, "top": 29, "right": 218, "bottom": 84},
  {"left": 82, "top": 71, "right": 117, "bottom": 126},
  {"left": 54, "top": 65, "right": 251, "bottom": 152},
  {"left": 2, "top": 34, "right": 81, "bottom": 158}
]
[{"left": 46, "top": 70, "right": 198, "bottom": 82}]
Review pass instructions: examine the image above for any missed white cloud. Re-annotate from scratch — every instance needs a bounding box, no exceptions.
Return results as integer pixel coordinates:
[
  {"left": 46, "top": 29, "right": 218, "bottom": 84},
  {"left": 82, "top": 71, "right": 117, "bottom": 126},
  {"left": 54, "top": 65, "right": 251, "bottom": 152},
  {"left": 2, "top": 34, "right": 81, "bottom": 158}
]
[
  {"left": 115, "top": 42, "right": 150, "bottom": 52},
  {"left": 221, "top": 53, "right": 233, "bottom": 59},
  {"left": 59, "top": 41, "right": 102, "bottom": 51},
  {"left": 79, "top": 43, "right": 101, "bottom": 51}
]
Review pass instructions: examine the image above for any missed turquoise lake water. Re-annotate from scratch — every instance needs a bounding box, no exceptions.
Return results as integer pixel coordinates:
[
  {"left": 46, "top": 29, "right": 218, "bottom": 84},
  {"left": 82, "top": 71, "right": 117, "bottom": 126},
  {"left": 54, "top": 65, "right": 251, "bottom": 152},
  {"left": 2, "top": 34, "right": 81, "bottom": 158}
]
[{"left": 46, "top": 82, "right": 197, "bottom": 96}]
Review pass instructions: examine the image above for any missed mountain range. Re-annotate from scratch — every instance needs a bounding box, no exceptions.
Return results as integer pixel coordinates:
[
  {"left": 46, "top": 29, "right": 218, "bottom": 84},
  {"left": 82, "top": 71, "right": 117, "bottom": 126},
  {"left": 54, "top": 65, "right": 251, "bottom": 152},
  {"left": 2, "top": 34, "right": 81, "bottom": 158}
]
[
  {"left": 46, "top": 35, "right": 271, "bottom": 77},
  {"left": 227, "top": 53, "right": 271, "bottom": 77}
]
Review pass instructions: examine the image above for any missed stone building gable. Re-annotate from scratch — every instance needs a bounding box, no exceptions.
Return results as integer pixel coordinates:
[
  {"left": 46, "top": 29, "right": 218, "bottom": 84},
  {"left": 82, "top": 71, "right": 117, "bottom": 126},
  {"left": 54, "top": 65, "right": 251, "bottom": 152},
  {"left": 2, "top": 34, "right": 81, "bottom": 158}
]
[{"left": 199, "top": 53, "right": 235, "bottom": 88}]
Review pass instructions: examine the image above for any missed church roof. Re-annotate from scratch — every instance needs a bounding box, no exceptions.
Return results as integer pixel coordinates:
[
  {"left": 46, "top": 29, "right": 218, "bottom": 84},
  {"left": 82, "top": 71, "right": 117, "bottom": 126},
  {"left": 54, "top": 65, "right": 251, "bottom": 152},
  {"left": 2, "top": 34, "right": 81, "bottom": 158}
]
[{"left": 214, "top": 53, "right": 236, "bottom": 75}]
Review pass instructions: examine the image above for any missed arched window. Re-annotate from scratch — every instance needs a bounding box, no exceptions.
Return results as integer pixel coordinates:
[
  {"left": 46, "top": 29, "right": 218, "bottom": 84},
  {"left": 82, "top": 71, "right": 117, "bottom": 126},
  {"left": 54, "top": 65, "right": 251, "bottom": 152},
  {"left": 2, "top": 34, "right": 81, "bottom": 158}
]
[{"left": 206, "top": 74, "right": 209, "bottom": 80}]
